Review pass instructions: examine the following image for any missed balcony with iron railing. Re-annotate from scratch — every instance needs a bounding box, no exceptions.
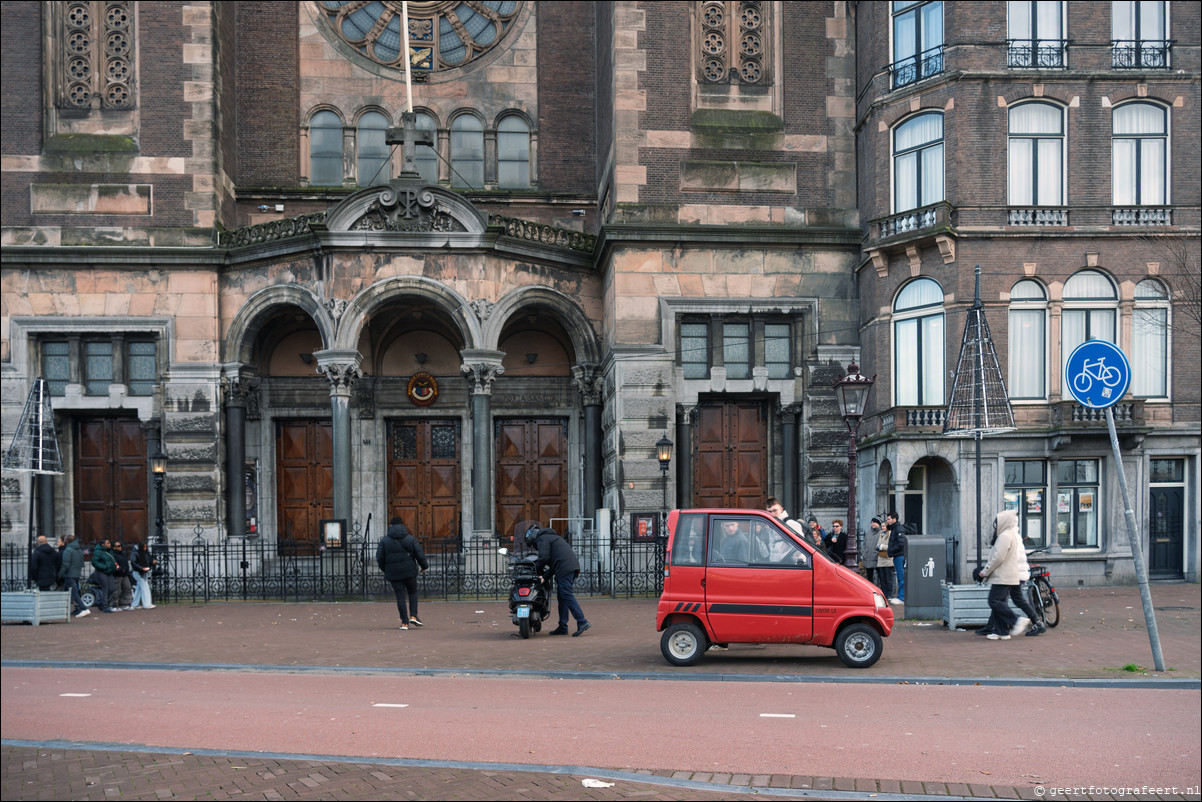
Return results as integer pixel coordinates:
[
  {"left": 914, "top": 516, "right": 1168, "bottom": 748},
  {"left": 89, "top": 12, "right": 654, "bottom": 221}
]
[
  {"left": 1007, "top": 39, "right": 1068, "bottom": 69},
  {"left": 1111, "top": 40, "right": 1172, "bottom": 69},
  {"left": 890, "top": 44, "right": 945, "bottom": 89}
]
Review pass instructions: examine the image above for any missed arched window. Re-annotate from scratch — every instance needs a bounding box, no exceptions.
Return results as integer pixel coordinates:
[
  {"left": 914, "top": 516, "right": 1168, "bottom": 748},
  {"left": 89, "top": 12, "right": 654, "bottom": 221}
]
[
  {"left": 1061, "top": 269, "right": 1117, "bottom": 383},
  {"left": 893, "top": 112, "right": 943, "bottom": 212},
  {"left": 497, "top": 116, "right": 531, "bottom": 189},
  {"left": 1008, "top": 279, "right": 1047, "bottom": 400},
  {"left": 1008, "top": 102, "right": 1064, "bottom": 205},
  {"left": 309, "top": 110, "right": 344, "bottom": 186},
  {"left": 893, "top": 278, "right": 945, "bottom": 406},
  {"left": 1132, "top": 278, "right": 1168, "bottom": 397},
  {"left": 450, "top": 114, "right": 484, "bottom": 189},
  {"left": 1113, "top": 102, "right": 1167, "bottom": 206},
  {"left": 413, "top": 113, "right": 439, "bottom": 185},
  {"left": 357, "top": 111, "right": 391, "bottom": 186}
]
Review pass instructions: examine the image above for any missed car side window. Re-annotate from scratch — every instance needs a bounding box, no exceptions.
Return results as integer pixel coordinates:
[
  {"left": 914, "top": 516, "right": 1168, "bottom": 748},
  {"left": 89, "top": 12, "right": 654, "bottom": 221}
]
[
  {"left": 710, "top": 517, "right": 752, "bottom": 563},
  {"left": 671, "top": 513, "right": 707, "bottom": 566},
  {"left": 758, "top": 521, "right": 810, "bottom": 568}
]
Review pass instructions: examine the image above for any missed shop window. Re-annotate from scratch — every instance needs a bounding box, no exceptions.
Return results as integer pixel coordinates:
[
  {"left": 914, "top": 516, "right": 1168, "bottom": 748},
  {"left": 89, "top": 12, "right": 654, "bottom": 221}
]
[
  {"left": 1004, "top": 460, "right": 1047, "bottom": 546},
  {"left": 1055, "top": 459, "right": 1099, "bottom": 548}
]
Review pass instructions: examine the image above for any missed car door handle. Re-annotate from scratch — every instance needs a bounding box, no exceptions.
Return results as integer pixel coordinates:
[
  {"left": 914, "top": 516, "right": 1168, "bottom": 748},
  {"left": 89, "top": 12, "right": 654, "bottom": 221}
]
[{"left": 700, "top": 578, "right": 705, "bottom": 588}]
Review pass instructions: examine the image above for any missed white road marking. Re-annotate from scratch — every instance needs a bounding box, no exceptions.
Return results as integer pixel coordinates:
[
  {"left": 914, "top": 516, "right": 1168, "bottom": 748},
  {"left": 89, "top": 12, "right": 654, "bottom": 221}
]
[
  {"left": 372, "top": 703, "right": 409, "bottom": 708},
  {"left": 59, "top": 693, "right": 91, "bottom": 697},
  {"left": 759, "top": 713, "right": 796, "bottom": 718}
]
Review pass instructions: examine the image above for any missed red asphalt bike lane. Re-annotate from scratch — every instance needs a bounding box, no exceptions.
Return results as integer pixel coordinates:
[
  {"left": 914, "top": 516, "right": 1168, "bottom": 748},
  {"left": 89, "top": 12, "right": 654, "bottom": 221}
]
[{"left": 3, "top": 666, "right": 1199, "bottom": 791}]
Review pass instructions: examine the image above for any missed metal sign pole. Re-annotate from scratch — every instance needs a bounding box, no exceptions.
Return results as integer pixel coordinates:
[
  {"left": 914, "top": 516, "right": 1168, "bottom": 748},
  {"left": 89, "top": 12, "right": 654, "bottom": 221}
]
[{"left": 1105, "top": 406, "right": 1166, "bottom": 672}]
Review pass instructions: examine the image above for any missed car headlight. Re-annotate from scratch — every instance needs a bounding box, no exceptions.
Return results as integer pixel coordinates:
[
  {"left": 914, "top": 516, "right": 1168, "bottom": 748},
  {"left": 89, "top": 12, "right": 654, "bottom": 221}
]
[{"left": 874, "top": 593, "right": 887, "bottom": 609}]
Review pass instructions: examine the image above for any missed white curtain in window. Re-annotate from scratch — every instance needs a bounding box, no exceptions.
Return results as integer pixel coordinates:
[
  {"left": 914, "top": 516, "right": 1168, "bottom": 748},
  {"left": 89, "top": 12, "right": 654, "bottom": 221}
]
[
  {"left": 1037, "top": 138, "right": 1063, "bottom": 204},
  {"left": 922, "top": 2, "right": 943, "bottom": 53},
  {"left": 1009, "top": 308, "right": 1045, "bottom": 398},
  {"left": 1036, "top": 1, "right": 1061, "bottom": 41},
  {"left": 1132, "top": 308, "right": 1167, "bottom": 396},
  {"left": 1113, "top": 1, "right": 1134, "bottom": 39},
  {"left": 895, "top": 318, "right": 919, "bottom": 406},
  {"left": 921, "top": 314, "right": 944, "bottom": 405},
  {"left": 1140, "top": 0, "right": 1165, "bottom": 39},
  {"left": 921, "top": 142, "right": 944, "bottom": 205},
  {"left": 1064, "top": 270, "right": 1117, "bottom": 299},
  {"left": 1140, "top": 138, "right": 1166, "bottom": 204},
  {"left": 1009, "top": 138, "right": 1033, "bottom": 205},
  {"left": 896, "top": 277, "right": 944, "bottom": 310},
  {"left": 895, "top": 152, "right": 917, "bottom": 211},
  {"left": 894, "top": 9, "right": 916, "bottom": 61},
  {"left": 1009, "top": 1, "right": 1031, "bottom": 38},
  {"left": 1113, "top": 138, "right": 1137, "bottom": 205},
  {"left": 1061, "top": 309, "right": 1086, "bottom": 382}
]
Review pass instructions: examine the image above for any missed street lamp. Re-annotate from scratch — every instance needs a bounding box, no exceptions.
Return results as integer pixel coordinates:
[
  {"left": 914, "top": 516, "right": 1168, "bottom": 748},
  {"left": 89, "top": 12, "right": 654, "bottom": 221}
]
[
  {"left": 833, "top": 362, "right": 875, "bottom": 569},
  {"left": 656, "top": 434, "right": 673, "bottom": 531},
  {"left": 151, "top": 449, "right": 167, "bottom": 544}
]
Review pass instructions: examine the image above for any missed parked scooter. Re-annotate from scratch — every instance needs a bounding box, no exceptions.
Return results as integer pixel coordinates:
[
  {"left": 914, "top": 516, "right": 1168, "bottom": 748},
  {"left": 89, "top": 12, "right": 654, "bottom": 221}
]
[{"left": 502, "top": 522, "right": 552, "bottom": 638}]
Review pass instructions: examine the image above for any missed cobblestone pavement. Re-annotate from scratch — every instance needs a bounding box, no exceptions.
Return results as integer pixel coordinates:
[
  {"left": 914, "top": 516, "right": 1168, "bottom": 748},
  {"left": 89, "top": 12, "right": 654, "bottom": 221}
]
[{"left": 3, "top": 583, "right": 1199, "bottom": 800}]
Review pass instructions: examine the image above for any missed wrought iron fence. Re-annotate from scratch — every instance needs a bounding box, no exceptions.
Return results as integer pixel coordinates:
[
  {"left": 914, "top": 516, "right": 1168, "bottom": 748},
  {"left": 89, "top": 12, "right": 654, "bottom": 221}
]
[{"left": 0, "top": 518, "right": 666, "bottom": 603}]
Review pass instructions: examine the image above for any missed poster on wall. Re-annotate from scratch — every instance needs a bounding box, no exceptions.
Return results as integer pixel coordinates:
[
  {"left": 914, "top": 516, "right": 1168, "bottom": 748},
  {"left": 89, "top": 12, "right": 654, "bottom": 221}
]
[
  {"left": 1057, "top": 493, "right": 1071, "bottom": 514},
  {"left": 632, "top": 513, "right": 659, "bottom": 542},
  {"left": 1003, "top": 491, "right": 1020, "bottom": 510},
  {"left": 1079, "top": 492, "right": 1093, "bottom": 512},
  {"left": 1026, "top": 491, "right": 1042, "bottom": 515}
]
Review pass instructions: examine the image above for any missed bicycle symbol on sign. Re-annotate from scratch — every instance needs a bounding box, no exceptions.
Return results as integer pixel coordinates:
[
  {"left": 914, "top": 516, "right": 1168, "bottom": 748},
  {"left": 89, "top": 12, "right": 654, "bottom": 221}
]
[{"left": 1072, "top": 356, "right": 1122, "bottom": 397}]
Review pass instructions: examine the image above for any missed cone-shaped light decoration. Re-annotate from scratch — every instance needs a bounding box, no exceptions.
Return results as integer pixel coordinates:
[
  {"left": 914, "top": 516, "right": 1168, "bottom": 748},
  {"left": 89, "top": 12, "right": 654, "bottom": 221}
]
[
  {"left": 943, "top": 266, "right": 1016, "bottom": 437},
  {"left": 2, "top": 378, "right": 64, "bottom": 475}
]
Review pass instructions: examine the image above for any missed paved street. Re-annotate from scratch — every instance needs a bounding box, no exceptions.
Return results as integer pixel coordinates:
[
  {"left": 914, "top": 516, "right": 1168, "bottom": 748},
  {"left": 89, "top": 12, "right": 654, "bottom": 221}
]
[{"left": 2, "top": 583, "right": 1200, "bottom": 800}]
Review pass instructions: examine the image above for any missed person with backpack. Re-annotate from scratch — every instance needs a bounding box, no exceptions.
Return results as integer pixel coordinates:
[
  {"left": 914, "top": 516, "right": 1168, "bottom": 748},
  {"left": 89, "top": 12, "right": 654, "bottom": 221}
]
[
  {"left": 376, "top": 517, "right": 428, "bottom": 630},
  {"left": 885, "top": 512, "right": 910, "bottom": 605}
]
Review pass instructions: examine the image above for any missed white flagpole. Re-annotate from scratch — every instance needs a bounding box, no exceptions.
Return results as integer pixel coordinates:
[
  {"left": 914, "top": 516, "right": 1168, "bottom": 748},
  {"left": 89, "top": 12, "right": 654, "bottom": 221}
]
[{"left": 402, "top": 1, "right": 413, "bottom": 113}]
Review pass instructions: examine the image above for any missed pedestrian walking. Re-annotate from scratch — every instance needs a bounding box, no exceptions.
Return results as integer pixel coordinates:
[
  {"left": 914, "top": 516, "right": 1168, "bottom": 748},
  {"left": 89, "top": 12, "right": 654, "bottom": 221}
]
[
  {"left": 527, "top": 525, "right": 590, "bottom": 637},
  {"left": 28, "top": 535, "right": 60, "bottom": 591},
  {"left": 128, "top": 541, "right": 157, "bottom": 609},
  {"left": 377, "top": 517, "right": 428, "bottom": 630},
  {"left": 973, "top": 509, "right": 1029, "bottom": 640}
]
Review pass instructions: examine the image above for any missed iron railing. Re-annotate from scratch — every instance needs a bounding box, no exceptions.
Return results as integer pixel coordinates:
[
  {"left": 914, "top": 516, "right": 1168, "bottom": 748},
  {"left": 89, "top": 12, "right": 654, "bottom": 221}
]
[
  {"left": 0, "top": 519, "right": 667, "bottom": 603},
  {"left": 890, "top": 44, "right": 944, "bottom": 89},
  {"left": 1111, "top": 40, "right": 1172, "bottom": 69},
  {"left": 1007, "top": 39, "right": 1068, "bottom": 69}
]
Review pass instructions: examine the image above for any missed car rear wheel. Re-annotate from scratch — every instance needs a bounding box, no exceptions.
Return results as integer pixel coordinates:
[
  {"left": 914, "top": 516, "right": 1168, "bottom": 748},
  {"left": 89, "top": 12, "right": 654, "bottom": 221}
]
[
  {"left": 835, "top": 622, "right": 882, "bottom": 668},
  {"left": 80, "top": 587, "right": 98, "bottom": 609},
  {"left": 660, "top": 620, "right": 707, "bottom": 666}
]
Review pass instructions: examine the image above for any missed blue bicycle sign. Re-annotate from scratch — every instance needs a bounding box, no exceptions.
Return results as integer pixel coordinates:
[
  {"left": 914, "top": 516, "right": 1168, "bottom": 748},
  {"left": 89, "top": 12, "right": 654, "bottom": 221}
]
[{"left": 1065, "top": 340, "right": 1130, "bottom": 409}]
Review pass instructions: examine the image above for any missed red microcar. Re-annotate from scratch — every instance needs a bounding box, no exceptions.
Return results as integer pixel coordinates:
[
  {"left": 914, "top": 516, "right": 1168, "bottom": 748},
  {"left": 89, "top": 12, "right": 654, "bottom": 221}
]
[{"left": 655, "top": 509, "right": 894, "bottom": 668}]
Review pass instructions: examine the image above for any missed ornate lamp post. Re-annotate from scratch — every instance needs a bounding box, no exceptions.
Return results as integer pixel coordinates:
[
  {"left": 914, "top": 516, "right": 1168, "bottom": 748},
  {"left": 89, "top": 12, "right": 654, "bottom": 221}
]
[
  {"left": 656, "top": 435, "right": 673, "bottom": 531},
  {"left": 151, "top": 449, "right": 167, "bottom": 544},
  {"left": 833, "top": 362, "right": 875, "bottom": 569}
]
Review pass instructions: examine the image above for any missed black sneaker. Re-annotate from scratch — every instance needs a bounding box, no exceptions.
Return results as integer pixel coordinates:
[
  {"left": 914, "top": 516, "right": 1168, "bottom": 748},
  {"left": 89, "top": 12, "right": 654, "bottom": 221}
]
[
  {"left": 548, "top": 627, "right": 569, "bottom": 636},
  {"left": 572, "top": 622, "right": 592, "bottom": 637},
  {"left": 1026, "top": 623, "right": 1045, "bottom": 636}
]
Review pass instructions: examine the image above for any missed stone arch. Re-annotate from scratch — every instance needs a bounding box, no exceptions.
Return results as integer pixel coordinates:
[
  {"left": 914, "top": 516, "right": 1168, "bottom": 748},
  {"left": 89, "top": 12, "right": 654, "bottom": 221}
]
[
  {"left": 322, "top": 183, "right": 488, "bottom": 233},
  {"left": 484, "top": 285, "right": 600, "bottom": 365},
  {"left": 332, "top": 275, "right": 481, "bottom": 353},
  {"left": 224, "top": 284, "right": 333, "bottom": 365}
]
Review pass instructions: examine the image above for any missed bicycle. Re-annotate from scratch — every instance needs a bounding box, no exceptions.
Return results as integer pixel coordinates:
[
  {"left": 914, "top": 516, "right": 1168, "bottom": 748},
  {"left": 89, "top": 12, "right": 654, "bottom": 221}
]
[{"left": 1025, "top": 546, "right": 1061, "bottom": 628}]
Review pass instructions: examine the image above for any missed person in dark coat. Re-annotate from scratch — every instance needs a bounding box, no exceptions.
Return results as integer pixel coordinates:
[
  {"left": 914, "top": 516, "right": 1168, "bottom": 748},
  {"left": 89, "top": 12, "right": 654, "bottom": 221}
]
[
  {"left": 89, "top": 539, "right": 118, "bottom": 613},
  {"left": 28, "top": 535, "right": 60, "bottom": 591},
  {"left": 527, "top": 525, "right": 590, "bottom": 636},
  {"left": 58, "top": 535, "right": 89, "bottom": 616},
  {"left": 376, "top": 517, "right": 429, "bottom": 630}
]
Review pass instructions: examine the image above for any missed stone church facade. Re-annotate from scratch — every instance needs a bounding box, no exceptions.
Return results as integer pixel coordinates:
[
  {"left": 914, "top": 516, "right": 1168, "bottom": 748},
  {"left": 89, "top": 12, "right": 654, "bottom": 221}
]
[{"left": 2, "top": 2, "right": 860, "bottom": 556}]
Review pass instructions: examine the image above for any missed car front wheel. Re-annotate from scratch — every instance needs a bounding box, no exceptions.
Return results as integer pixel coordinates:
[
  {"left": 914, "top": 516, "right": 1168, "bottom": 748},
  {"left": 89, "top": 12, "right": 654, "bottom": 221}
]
[
  {"left": 660, "top": 620, "right": 707, "bottom": 666},
  {"left": 835, "top": 622, "right": 882, "bottom": 668}
]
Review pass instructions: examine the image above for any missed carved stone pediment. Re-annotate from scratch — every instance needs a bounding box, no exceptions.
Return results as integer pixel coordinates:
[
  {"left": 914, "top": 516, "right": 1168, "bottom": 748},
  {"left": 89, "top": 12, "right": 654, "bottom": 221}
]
[{"left": 323, "top": 179, "right": 486, "bottom": 235}]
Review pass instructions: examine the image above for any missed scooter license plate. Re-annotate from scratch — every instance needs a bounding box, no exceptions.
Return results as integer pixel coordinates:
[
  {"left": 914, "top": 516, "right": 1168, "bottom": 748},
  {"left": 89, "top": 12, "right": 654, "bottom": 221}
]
[{"left": 516, "top": 605, "right": 531, "bottom": 618}]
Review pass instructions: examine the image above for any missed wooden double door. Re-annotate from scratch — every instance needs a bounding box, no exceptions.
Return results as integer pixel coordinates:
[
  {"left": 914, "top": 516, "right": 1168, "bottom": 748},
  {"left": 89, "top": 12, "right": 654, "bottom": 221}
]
[
  {"left": 495, "top": 418, "right": 568, "bottom": 542},
  {"left": 74, "top": 416, "right": 148, "bottom": 544},
  {"left": 276, "top": 420, "right": 333, "bottom": 550},
  {"left": 388, "top": 418, "right": 461, "bottom": 551},
  {"left": 692, "top": 401, "right": 768, "bottom": 509}
]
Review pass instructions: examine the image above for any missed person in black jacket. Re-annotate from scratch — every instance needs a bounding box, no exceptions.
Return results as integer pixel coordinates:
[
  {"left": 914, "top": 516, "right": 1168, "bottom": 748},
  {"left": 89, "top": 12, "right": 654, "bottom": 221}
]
[
  {"left": 376, "top": 517, "right": 429, "bottom": 630},
  {"left": 28, "top": 535, "right": 59, "bottom": 591},
  {"left": 526, "top": 525, "right": 590, "bottom": 637},
  {"left": 886, "top": 512, "right": 910, "bottom": 605}
]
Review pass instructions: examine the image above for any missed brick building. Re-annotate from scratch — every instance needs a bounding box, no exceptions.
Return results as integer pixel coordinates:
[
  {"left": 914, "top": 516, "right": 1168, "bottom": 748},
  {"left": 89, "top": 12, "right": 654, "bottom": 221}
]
[
  {"left": 1, "top": 1, "right": 1197, "bottom": 586},
  {"left": 854, "top": 0, "right": 1200, "bottom": 584}
]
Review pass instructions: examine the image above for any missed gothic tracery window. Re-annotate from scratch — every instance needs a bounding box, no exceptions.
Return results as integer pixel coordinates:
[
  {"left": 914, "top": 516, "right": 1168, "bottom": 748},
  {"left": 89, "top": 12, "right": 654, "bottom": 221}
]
[
  {"left": 697, "top": 1, "right": 771, "bottom": 85},
  {"left": 57, "top": 1, "right": 135, "bottom": 110},
  {"left": 315, "top": 1, "right": 522, "bottom": 79}
]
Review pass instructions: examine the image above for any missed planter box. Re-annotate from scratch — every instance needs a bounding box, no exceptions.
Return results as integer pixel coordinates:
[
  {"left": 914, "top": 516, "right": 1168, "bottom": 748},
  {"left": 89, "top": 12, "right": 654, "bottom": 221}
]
[
  {"left": 1, "top": 591, "right": 72, "bottom": 625},
  {"left": 941, "top": 582, "right": 991, "bottom": 629}
]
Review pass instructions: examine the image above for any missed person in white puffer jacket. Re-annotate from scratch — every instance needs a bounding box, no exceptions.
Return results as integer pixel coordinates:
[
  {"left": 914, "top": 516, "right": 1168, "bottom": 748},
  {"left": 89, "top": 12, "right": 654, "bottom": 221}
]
[{"left": 974, "top": 509, "right": 1028, "bottom": 639}]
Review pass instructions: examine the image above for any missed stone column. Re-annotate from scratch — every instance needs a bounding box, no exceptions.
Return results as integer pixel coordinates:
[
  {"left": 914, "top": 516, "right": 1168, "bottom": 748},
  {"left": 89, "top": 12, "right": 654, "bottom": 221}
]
[
  {"left": 222, "top": 371, "right": 256, "bottom": 539},
  {"left": 572, "top": 363, "right": 604, "bottom": 523},
  {"left": 781, "top": 403, "right": 801, "bottom": 514},
  {"left": 677, "top": 405, "right": 697, "bottom": 510},
  {"left": 461, "top": 350, "right": 504, "bottom": 540},
  {"left": 314, "top": 349, "right": 362, "bottom": 525}
]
